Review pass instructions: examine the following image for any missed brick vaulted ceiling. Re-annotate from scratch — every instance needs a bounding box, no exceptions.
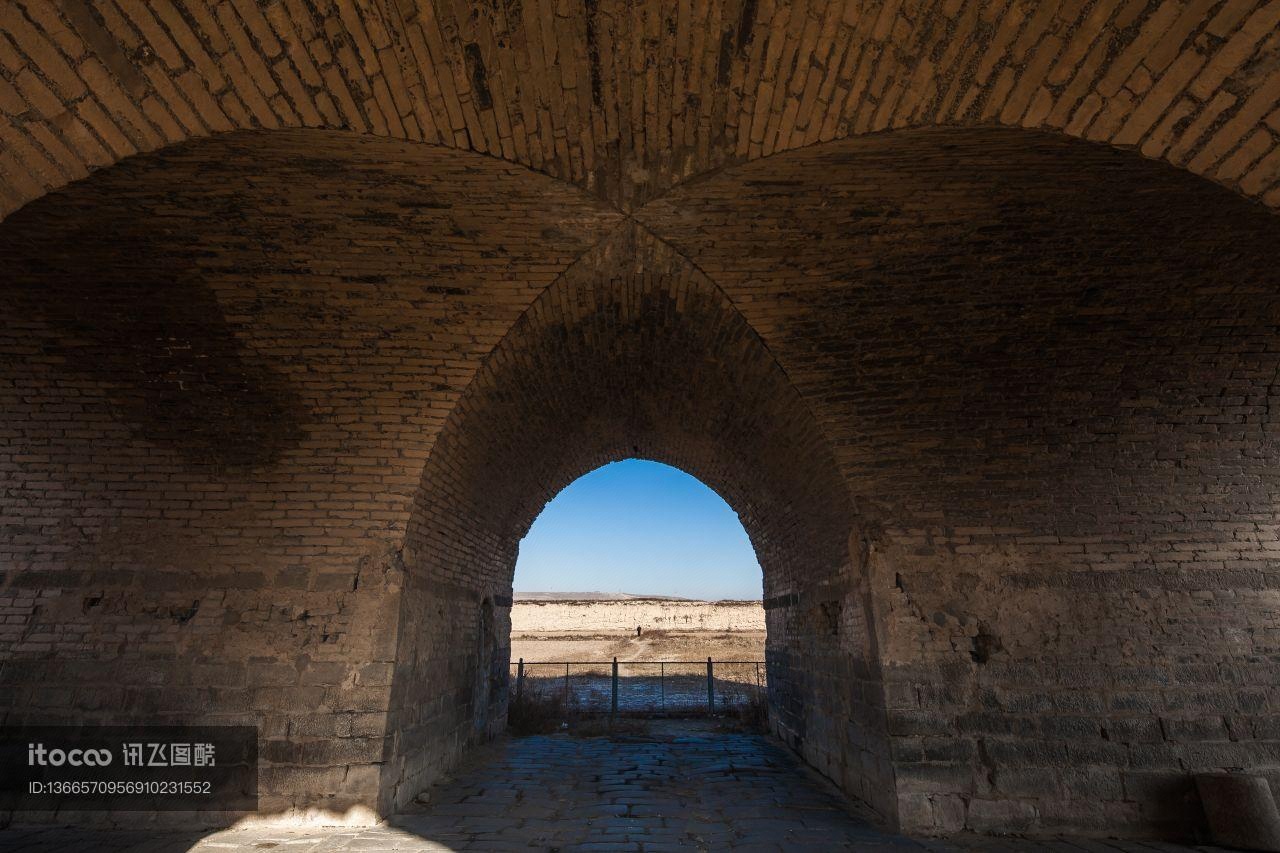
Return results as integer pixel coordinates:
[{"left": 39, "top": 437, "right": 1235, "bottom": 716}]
[
  {"left": 4, "top": 3, "right": 1280, "bottom": 582},
  {"left": 2, "top": 0, "right": 1280, "bottom": 218},
  {"left": 6, "top": 10, "right": 1280, "bottom": 833}
]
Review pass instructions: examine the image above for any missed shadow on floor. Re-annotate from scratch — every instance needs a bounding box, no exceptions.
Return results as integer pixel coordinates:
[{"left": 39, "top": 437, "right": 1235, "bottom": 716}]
[{"left": 0, "top": 721, "right": 1235, "bottom": 851}]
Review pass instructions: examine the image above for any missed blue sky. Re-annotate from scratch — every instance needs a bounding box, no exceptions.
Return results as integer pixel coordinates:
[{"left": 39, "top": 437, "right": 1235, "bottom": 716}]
[{"left": 513, "top": 459, "right": 763, "bottom": 601}]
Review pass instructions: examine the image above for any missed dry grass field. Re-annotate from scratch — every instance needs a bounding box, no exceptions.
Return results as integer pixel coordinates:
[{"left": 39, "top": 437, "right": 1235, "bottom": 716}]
[
  {"left": 507, "top": 600, "right": 767, "bottom": 727},
  {"left": 509, "top": 629, "right": 766, "bottom": 665},
  {"left": 509, "top": 597, "right": 765, "bottom": 665}
]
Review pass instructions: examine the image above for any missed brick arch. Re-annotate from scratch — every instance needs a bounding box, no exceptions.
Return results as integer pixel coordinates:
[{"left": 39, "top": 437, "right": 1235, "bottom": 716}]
[
  {"left": 641, "top": 125, "right": 1280, "bottom": 836},
  {"left": 0, "top": 128, "right": 625, "bottom": 818},
  {"left": 5, "top": 114, "right": 1280, "bottom": 839},
  {"left": 386, "top": 221, "right": 895, "bottom": 818},
  {"left": 2, "top": 0, "right": 1280, "bottom": 220}
]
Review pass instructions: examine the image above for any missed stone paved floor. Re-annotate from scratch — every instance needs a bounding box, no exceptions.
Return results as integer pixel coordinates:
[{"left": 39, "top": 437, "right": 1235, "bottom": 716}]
[{"left": 0, "top": 722, "right": 1233, "bottom": 852}]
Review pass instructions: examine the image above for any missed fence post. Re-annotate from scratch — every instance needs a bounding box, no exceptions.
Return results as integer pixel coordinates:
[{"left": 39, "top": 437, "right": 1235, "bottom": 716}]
[
  {"left": 611, "top": 657, "right": 619, "bottom": 716},
  {"left": 660, "top": 661, "right": 665, "bottom": 713},
  {"left": 516, "top": 658, "right": 524, "bottom": 705},
  {"left": 707, "top": 656, "right": 714, "bottom": 713},
  {"left": 564, "top": 662, "right": 570, "bottom": 704}
]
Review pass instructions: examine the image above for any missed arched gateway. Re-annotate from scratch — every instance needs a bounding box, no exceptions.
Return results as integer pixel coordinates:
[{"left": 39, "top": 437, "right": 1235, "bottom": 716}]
[{"left": 3, "top": 3, "right": 1280, "bottom": 844}]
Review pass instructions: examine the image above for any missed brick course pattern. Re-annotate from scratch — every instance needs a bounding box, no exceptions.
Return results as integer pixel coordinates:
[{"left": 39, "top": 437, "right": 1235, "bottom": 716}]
[
  {"left": 2, "top": 1, "right": 1280, "bottom": 217},
  {"left": 0, "top": 130, "right": 620, "bottom": 818},
  {"left": 641, "top": 127, "right": 1280, "bottom": 837},
  {"left": 2, "top": 3, "right": 1280, "bottom": 845},
  {"left": 391, "top": 222, "right": 891, "bottom": 816}
]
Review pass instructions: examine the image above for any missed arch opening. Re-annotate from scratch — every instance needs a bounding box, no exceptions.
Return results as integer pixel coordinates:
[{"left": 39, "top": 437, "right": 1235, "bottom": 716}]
[
  {"left": 383, "top": 220, "right": 892, "bottom": 819},
  {"left": 507, "top": 459, "right": 767, "bottom": 718},
  {"left": 513, "top": 458, "right": 764, "bottom": 602}
]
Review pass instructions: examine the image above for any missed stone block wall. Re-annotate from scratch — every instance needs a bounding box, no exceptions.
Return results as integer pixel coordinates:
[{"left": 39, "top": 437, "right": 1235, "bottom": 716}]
[
  {"left": 870, "top": 524, "right": 1280, "bottom": 838},
  {"left": 0, "top": 553, "right": 402, "bottom": 820},
  {"left": 765, "top": 526, "right": 894, "bottom": 818},
  {"left": 378, "top": 578, "right": 511, "bottom": 813},
  {"left": 4, "top": 119, "right": 1280, "bottom": 841}
]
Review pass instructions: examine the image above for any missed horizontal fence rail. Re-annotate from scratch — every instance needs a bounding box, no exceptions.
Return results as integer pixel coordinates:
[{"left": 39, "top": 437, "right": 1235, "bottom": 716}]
[{"left": 511, "top": 658, "right": 766, "bottom": 716}]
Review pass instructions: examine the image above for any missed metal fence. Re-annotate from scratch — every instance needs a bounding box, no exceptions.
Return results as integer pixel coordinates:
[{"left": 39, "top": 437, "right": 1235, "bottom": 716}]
[{"left": 511, "top": 658, "right": 765, "bottom": 715}]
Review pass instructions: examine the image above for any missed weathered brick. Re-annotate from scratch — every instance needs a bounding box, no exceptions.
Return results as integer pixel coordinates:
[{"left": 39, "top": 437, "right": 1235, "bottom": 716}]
[
  {"left": 2, "top": 7, "right": 1280, "bottom": 844},
  {"left": 1, "top": 1, "right": 1280, "bottom": 218}
]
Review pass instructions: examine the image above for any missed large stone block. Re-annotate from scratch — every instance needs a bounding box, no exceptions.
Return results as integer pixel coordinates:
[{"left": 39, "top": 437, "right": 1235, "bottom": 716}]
[{"left": 1196, "top": 773, "right": 1280, "bottom": 852}]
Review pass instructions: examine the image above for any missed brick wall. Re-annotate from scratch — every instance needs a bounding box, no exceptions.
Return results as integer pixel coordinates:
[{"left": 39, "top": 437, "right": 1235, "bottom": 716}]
[
  {"left": 389, "top": 222, "right": 894, "bottom": 816},
  {"left": 0, "top": 129, "right": 618, "bottom": 819},
  {"left": 3, "top": 117, "right": 1280, "bottom": 839},
  {"left": 643, "top": 126, "right": 1280, "bottom": 837}
]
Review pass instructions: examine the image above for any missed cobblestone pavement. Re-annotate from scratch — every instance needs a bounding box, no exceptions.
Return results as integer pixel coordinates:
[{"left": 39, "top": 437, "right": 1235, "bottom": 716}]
[{"left": 0, "top": 723, "right": 1233, "bottom": 852}]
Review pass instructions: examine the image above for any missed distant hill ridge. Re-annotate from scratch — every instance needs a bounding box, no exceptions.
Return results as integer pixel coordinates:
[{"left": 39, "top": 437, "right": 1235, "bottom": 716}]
[
  {"left": 514, "top": 591, "right": 691, "bottom": 602},
  {"left": 514, "top": 591, "right": 761, "bottom": 603}
]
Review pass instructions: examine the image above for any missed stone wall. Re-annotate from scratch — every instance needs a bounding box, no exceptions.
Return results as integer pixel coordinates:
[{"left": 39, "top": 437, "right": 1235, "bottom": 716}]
[
  {"left": 0, "top": 552, "right": 402, "bottom": 823},
  {"left": 511, "top": 599, "right": 765, "bottom": 635},
  {"left": 3, "top": 120, "right": 1280, "bottom": 841}
]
